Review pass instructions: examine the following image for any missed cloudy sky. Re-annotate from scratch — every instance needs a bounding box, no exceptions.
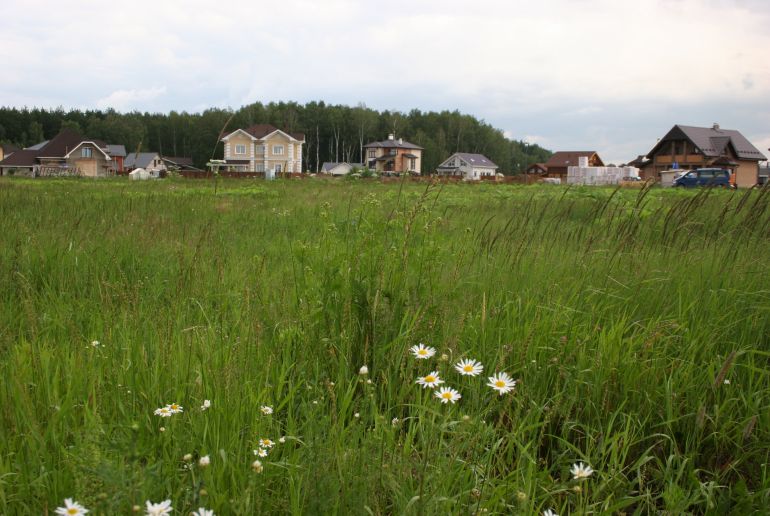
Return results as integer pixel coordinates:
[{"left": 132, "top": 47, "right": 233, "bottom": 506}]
[{"left": 2, "top": 0, "right": 769, "bottom": 163}]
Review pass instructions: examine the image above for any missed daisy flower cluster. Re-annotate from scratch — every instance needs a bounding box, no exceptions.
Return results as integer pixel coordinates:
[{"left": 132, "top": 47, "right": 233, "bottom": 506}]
[
  {"left": 409, "top": 344, "right": 518, "bottom": 404},
  {"left": 153, "top": 403, "right": 183, "bottom": 418},
  {"left": 253, "top": 437, "right": 275, "bottom": 458}
]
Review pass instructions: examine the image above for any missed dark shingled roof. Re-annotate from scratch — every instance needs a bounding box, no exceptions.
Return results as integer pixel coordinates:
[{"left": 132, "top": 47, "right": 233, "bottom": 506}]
[
  {"left": 37, "top": 128, "right": 88, "bottom": 157},
  {"left": 0, "top": 149, "right": 39, "bottom": 167},
  {"left": 364, "top": 137, "right": 423, "bottom": 150},
  {"left": 649, "top": 124, "right": 766, "bottom": 161},
  {"left": 242, "top": 124, "right": 305, "bottom": 142},
  {"left": 544, "top": 151, "right": 603, "bottom": 168}
]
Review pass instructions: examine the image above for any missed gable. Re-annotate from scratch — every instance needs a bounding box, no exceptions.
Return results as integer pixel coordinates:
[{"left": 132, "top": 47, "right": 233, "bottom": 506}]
[
  {"left": 64, "top": 141, "right": 111, "bottom": 160},
  {"left": 221, "top": 128, "right": 256, "bottom": 142}
]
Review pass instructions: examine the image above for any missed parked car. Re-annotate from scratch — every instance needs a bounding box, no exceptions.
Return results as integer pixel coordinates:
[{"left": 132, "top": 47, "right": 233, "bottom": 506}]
[{"left": 673, "top": 168, "right": 732, "bottom": 188}]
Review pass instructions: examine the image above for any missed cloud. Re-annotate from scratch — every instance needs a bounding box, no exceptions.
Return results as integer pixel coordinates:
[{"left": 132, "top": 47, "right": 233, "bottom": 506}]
[
  {"left": 96, "top": 87, "right": 168, "bottom": 111},
  {"left": 0, "top": 0, "right": 769, "bottom": 159}
]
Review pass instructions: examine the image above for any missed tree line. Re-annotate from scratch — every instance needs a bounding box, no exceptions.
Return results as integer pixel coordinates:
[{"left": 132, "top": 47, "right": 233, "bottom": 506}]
[{"left": 0, "top": 102, "right": 552, "bottom": 174}]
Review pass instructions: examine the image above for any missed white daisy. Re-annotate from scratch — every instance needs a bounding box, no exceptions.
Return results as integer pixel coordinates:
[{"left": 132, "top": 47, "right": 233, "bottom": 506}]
[
  {"left": 359, "top": 365, "right": 369, "bottom": 375},
  {"left": 543, "top": 510, "right": 558, "bottom": 516},
  {"left": 571, "top": 462, "right": 594, "bottom": 480},
  {"left": 435, "top": 386, "right": 462, "bottom": 404},
  {"left": 154, "top": 407, "right": 172, "bottom": 417},
  {"left": 416, "top": 371, "right": 444, "bottom": 389},
  {"left": 260, "top": 405, "right": 273, "bottom": 415},
  {"left": 55, "top": 498, "right": 89, "bottom": 515},
  {"left": 455, "top": 359, "right": 484, "bottom": 376},
  {"left": 145, "top": 499, "right": 173, "bottom": 515},
  {"left": 251, "top": 459, "right": 264, "bottom": 473},
  {"left": 90, "top": 340, "right": 100, "bottom": 348},
  {"left": 166, "top": 403, "right": 183, "bottom": 414},
  {"left": 192, "top": 509, "right": 215, "bottom": 516},
  {"left": 278, "top": 436, "right": 286, "bottom": 444},
  {"left": 258, "top": 438, "right": 275, "bottom": 448},
  {"left": 487, "top": 372, "right": 516, "bottom": 395},
  {"left": 256, "top": 448, "right": 268, "bottom": 457},
  {"left": 409, "top": 343, "right": 436, "bottom": 359},
  {"left": 199, "top": 455, "right": 210, "bottom": 467},
  {"left": 201, "top": 399, "right": 211, "bottom": 411}
]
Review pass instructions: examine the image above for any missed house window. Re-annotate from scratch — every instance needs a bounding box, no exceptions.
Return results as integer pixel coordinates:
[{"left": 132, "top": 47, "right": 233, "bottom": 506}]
[
  {"left": 368, "top": 150, "right": 375, "bottom": 158},
  {"left": 235, "top": 144, "right": 246, "bottom": 155},
  {"left": 82, "top": 147, "right": 92, "bottom": 158},
  {"left": 275, "top": 164, "right": 282, "bottom": 173},
  {"left": 255, "top": 164, "right": 265, "bottom": 172},
  {"left": 272, "top": 145, "right": 284, "bottom": 155}
]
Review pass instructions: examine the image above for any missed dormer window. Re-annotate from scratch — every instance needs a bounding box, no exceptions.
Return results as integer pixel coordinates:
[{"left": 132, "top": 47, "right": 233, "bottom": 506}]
[{"left": 82, "top": 147, "right": 92, "bottom": 158}]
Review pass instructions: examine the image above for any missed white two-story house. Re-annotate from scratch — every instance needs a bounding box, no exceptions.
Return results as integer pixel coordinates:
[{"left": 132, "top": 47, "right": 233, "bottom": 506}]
[{"left": 221, "top": 124, "right": 304, "bottom": 174}]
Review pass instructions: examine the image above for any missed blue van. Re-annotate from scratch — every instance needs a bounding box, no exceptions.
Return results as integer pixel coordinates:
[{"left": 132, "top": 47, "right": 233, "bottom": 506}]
[{"left": 673, "top": 168, "right": 732, "bottom": 188}]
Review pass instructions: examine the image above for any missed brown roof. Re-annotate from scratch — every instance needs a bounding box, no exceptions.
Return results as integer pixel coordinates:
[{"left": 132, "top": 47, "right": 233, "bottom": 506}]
[
  {"left": 36, "top": 128, "right": 108, "bottom": 158},
  {"left": 1, "top": 143, "right": 20, "bottom": 154},
  {"left": 527, "top": 163, "right": 547, "bottom": 172},
  {"left": 648, "top": 124, "right": 766, "bottom": 161},
  {"left": 243, "top": 124, "right": 305, "bottom": 141},
  {"left": 364, "top": 137, "right": 423, "bottom": 150},
  {"left": 544, "top": 151, "right": 603, "bottom": 168},
  {"left": 0, "top": 149, "right": 39, "bottom": 167}
]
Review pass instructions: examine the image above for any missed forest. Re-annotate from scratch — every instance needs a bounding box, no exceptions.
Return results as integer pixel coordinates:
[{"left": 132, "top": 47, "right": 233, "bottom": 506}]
[{"left": 0, "top": 102, "right": 551, "bottom": 174}]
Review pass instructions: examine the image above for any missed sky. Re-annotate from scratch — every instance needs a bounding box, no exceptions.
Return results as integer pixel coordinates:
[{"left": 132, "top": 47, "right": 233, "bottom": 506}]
[{"left": 1, "top": 0, "right": 769, "bottom": 165}]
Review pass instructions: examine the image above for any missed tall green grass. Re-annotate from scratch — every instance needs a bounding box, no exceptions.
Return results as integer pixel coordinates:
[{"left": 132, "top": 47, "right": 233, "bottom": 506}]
[{"left": 0, "top": 178, "right": 769, "bottom": 514}]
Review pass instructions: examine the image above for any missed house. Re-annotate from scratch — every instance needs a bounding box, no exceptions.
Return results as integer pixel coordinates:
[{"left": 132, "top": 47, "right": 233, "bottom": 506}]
[
  {"left": 525, "top": 163, "right": 547, "bottom": 175},
  {"left": 125, "top": 153, "right": 166, "bottom": 175},
  {"left": 363, "top": 134, "right": 422, "bottom": 175},
  {"left": 643, "top": 124, "right": 766, "bottom": 187},
  {"left": 436, "top": 153, "right": 498, "bottom": 180},
  {"left": 320, "top": 162, "right": 362, "bottom": 176},
  {"left": 0, "top": 129, "right": 124, "bottom": 177},
  {"left": 221, "top": 124, "right": 304, "bottom": 174},
  {"left": 543, "top": 151, "right": 604, "bottom": 180}
]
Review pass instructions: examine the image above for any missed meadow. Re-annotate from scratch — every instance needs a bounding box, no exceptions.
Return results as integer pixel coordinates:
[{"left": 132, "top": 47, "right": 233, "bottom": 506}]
[{"left": 0, "top": 177, "right": 769, "bottom": 515}]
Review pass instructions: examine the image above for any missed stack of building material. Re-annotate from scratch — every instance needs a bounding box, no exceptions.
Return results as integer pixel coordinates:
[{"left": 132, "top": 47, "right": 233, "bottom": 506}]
[{"left": 566, "top": 165, "right": 640, "bottom": 186}]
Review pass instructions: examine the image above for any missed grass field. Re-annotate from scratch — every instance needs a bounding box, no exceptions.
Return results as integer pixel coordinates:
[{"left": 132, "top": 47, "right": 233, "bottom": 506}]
[{"left": 1, "top": 177, "right": 769, "bottom": 515}]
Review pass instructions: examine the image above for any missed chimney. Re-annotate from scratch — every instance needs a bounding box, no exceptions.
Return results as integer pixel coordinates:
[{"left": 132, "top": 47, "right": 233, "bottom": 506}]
[
  {"left": 713, "top": 123, "right": 720, "bottom": 130},
  {"left": 387, "top": 133, "right": 394, "bottom": 141},
  {"left": 398, "top": 138, "right": 403, "bottom": 145}
]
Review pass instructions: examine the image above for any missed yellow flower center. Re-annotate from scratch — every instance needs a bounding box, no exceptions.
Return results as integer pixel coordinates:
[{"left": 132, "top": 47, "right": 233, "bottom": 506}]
[
  {"left": 425, "top": 375, "right": 435, "bottom": 382},
  {"left": 442, "top": 392, "right": 452, "bottom": 399},
  {"left": 418, "top": 350, "right": 427, "bottom": 356},
  {"left": 68, "top": 509, "right": 79, "bottom": 515},
  {"left": 463, "top": 365, "right": 473, "bottom": 372},
  {"left": 495, "top": 380, "right": 506, "bottom": 388}
]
